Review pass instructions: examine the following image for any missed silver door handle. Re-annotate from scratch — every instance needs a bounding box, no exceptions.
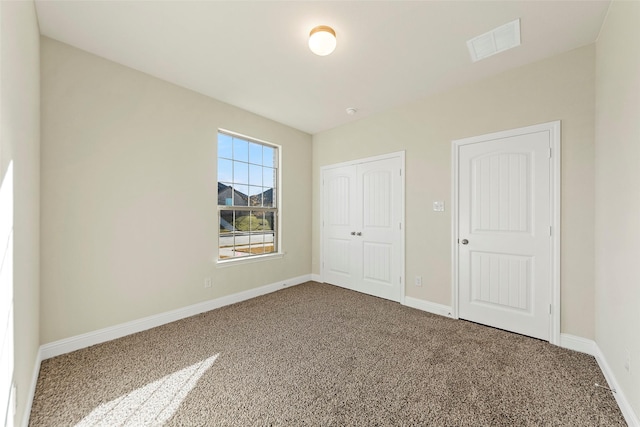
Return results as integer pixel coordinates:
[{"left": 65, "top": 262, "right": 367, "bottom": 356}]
[
  {"left": 351, "top": 231, "right": 356, "bottom": 235},
  {"left": 356, "top": 232, "right": 362, "bottom": 236},
  {"left": 461, "top": 239, "right": 469, "bottom": 245}
]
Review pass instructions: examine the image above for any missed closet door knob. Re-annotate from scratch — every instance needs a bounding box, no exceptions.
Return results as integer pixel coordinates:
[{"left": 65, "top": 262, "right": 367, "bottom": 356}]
[
  {"left": 356, "top": 232, "right": 362, "bottom": 236},
  {"left": 351, "top": 231, "right": 356, "bottom": 235},
  {"left": 461, "top": 239, "right": 469, "bottom": 245}
]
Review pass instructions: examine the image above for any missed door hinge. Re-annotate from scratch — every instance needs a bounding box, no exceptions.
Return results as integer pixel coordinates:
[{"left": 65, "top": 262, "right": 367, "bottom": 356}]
[
  {"left": 549, "top": 226, "right": 552, "bottom": 237},
  {"left": 399, "top": 222, "right": 402, "bottom": 230},
  {"left": 399, "top": 169, "right": 402, "bottom": 176},
  {"left": 548, "top": 148, "right": 552, "bottom": 159},
  {"left": 399, "top": 276, "right": 402, "bottom": 284},
  {"left": 549, "top": 304, "right": 552, "bottom": 315}
]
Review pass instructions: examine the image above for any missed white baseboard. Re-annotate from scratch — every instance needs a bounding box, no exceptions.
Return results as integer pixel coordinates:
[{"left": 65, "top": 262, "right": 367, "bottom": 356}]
[
  {"left": 559, "top": 333, "right": 598, "bottom": 355},
  {"left": 21, "top": 347, "right": 42, "bottom": 427},
  {"left": 402, "top": 296, "right": 453, "bottom": 318},
  {"left": 311, "top": 274, "right": 322, "bottom": 283},
  {"left": 559, "top": 334, "right": 639, "bottom": 427},
  {"left": 593, "top": 345, "right": 640, "bottom": 427},
  {"left": 40, "top": 274, "right": 311, "bottom": 360}
]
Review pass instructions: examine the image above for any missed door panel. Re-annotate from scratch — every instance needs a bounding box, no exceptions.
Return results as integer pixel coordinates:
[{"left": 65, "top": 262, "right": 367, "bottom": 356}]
[
  {"left": 472, "top": 152, "right": 530, "bottom": 233},
  {"left": 363, "top": 170, "right": 392, "bottom": 228},
  {"left": 362, "top": 242, "right": 392, "bottom": 284},
  {"left": 326, "top": 238, "right": 351, "bottom": 275},
  {"left": 459, "top": 130, "right": 551, "bottom": 340},
  {"left": 470, "top": 252, "right": 532, "bottom": 312}
]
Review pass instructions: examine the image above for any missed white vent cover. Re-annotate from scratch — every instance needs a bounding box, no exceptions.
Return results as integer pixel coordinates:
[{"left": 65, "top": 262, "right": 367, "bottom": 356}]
[{"left": 467, "top": 19, "right": 521, "bottom": 62}]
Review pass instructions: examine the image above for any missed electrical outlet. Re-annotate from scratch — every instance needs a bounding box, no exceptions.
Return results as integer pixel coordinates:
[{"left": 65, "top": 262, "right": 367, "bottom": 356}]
[
  {"left": 624, "top": 348, "right": 631, "bottom": 373},
  {"left": 415, "top": 276, "right": 422, "bottom": 287},
  {"left": 204, "top": 277, "right": 212, "bottom": 288}
]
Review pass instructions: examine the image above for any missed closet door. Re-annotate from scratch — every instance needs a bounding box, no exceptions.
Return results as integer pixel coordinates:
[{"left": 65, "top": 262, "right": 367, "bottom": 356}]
[
  {"left": 357, "top": 157, "right": 402, "bottom": 301},
  {"left": 322, "top": 165, "right": 358, "bottom": 290},
  {"left": 322, "top": 155, "right": 403, "bottom": 302}
]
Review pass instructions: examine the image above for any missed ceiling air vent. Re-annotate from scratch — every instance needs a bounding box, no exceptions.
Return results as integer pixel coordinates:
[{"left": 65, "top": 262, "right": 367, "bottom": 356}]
[{"left": 467, "top": 19, "right": 521, "bottom": 62}]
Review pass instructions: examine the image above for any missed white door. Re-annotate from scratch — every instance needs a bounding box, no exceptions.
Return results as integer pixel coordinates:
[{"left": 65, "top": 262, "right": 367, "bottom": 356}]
[
  {"left": 322, "top": 155, "right": 403, "bottom": 302},
  {"left": 457, "top": 127, "right": 554, "bottom": 340},
  {"left": 322, "top": 165, "right": 358, "bottom": 290}
]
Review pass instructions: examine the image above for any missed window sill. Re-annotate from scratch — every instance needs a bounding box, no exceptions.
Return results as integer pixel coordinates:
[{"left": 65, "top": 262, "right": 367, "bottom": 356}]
[{"left": 215, "top": 252, "right": 284, "bottom": 268}]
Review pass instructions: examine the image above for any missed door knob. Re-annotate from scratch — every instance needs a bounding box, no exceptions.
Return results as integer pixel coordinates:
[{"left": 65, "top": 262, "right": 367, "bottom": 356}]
[
  {"left": 356, "top": 232, "right": 362, "bottom": 236},
  {"left": 461, "top": 239, "right": 469, "bottom": 245},
  {"left": 351, "top": 231, "right": 356, "bottom": 235}
]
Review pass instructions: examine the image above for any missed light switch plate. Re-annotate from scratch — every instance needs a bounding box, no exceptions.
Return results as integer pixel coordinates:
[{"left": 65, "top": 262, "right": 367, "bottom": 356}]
[{"left": 433, "top": 201, "right": 445, "bottom": 212}]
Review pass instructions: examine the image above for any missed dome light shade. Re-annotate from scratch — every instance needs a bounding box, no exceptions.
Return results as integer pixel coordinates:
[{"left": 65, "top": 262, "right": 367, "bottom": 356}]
[{"left": 309, "top": 25, "right": 336, "bottom": 56}]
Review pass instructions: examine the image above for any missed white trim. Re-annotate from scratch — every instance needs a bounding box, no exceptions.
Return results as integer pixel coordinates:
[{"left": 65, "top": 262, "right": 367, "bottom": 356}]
[
  {"left": 319, "top": 151, "right": 406, "bottom": 303},
  {"left": 559, "top": 333, "right": 598, "bottom": 355},
  {"left": 399, "top": 152, "right": 406, "bottom": 305},
  {"left": 593, "top": 346, "right": 640, "bottom": 427},
  {"left": 451, "top": 138, "right": 460, "bottom": 320},
  {"left": 403, "top": 297, "right": 453, "bottom": 318},
  {"left": 215, "top": 252, "right": 284, "bottom": 267},
  {"left": 21, "top": 348, "right": 42, "bottom": 427},
  {"left": 549, "top": 122, "right": 562, "bottom": 346},
  {"left": 311, "top": 274, "right": 323, "bottom": 283},
  {"left": 320, "top": 150, "right": 406, "bottom": 172},
  {"left": 559, "top": 334, "right": 639, "bottom": 427},
  {"left": 40, "top": 274, "right": 311, "bottom": 360},
  {"left": 451, "top": 121, "right": 561, "bottom": 344}
]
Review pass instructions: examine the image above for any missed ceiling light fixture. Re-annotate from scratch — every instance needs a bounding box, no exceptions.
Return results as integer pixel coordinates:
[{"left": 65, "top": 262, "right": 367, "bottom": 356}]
[{"left": 309, "top": 25, "right": 336, "bottom": 56}]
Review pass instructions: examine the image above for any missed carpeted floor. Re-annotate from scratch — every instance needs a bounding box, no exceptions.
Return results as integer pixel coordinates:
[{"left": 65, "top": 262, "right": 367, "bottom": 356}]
[{"left": 30, "top": 282, "right": 625, "bottom": 426}]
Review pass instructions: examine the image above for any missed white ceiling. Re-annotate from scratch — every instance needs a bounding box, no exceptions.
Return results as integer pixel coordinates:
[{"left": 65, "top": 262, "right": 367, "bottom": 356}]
[{"left": 35, "top": 1, "right": 611, "bottom": 134}]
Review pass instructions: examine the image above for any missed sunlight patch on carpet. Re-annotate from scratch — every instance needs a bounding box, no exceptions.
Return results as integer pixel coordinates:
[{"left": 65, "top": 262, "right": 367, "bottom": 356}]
[{"left": 74, "top": 354, "right": 219, "bottom": 426}]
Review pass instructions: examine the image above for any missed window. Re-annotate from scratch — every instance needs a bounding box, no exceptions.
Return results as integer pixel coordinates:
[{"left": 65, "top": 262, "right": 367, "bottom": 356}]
[{"left": 217, "top": 131, "right": 278, "bottom": 260}]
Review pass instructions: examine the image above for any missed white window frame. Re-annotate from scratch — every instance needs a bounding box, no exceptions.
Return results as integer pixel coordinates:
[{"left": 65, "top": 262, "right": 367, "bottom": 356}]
[{"left": 216, "top": 129, "right": 282, "bottom": 265}]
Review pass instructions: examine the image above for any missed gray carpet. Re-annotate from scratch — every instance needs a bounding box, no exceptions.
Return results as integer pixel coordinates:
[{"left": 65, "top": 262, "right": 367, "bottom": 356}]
[{"left": 30, "top": 282, "right": 625, "bottom": 426}]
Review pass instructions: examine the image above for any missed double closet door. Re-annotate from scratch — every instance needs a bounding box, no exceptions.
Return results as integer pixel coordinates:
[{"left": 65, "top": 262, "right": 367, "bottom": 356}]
[{"left": 321, "top": 154, "right": 403, "bottom": 302}]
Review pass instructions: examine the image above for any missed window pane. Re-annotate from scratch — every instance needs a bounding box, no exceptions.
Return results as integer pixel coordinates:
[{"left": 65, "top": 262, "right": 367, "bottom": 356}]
[
  {"left": 234, "top": 210, "right": 251, "bottom": 231},
  {"left": 219, "top": 210, "right": 234, "bottom": 232},
  {"left": 249, "top": 142, "right": 262, "bottom": 165},
  {"left": 219, "top": 210, "right": 235, "bottom": 260},
  {"left": 249, "top": 164, "right": 262, "bottom": 187},
  {"left": 263, "top": 167, "right": 275, "bottom": 188},
  {"left": 233, "top": 161, "right": 248, "bottom": 185},
  {"left": 250, "top": 212, "right": 266, "bottom": 255},
  {"left": 233, "top": 137, "right": 249, "bottom": 162},
  {"left": 263, "top": 211, "right": 275, "bottom": 253},
  {"left": 249, "top": 212, "right": 260, "bottom": 232},
  {"left": 218, "top": 158, "right": 233, "bottom": 183},
  {"left": 263, "top": 187, "right": 274, "bottom": 207},
  {"left": 249, "top": 186, "right": 263, "bottom": 206},
  {"left": 218, "top": 133, "right": 233, "bottom": 159},
  {"left": 234, "top": 185, "right": 249, "bottom": 206},
  {"left": 218, "top": 182, "right": 234, "bottom": 206},
  {"left": 263, "top": 146, "right": 275, "bottom": 167},
  {"left": 263, "top": 212, "right": 275, "bottom": 232}
]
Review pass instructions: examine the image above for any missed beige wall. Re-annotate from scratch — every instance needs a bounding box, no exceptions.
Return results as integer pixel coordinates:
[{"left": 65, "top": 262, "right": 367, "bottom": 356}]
[
  {"left": 40, "top": 38, "right": 312, "bottom": 344},
  {"left": 0, "top": 1, "right": 41, "bottom": 425},
  {"left": 313, "top": 45, "right": 596, "bottom": 339},
  {"left": 595, "top": 0, "right": 640, "bottom": 419}
]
